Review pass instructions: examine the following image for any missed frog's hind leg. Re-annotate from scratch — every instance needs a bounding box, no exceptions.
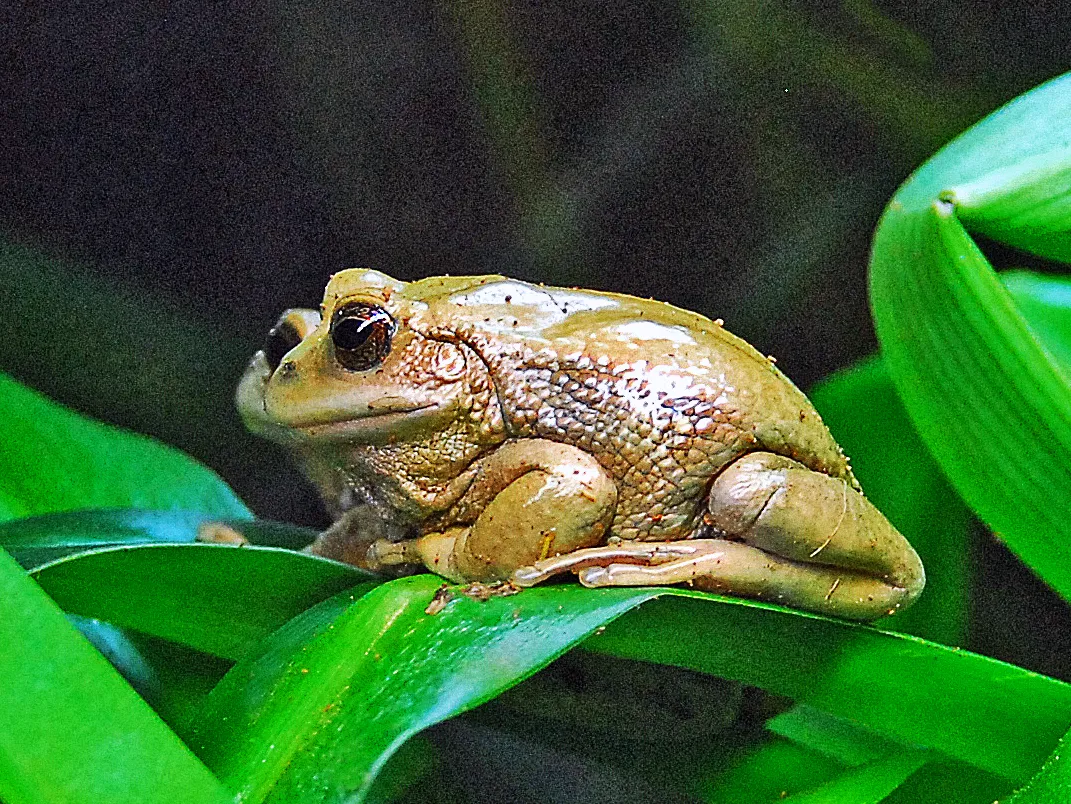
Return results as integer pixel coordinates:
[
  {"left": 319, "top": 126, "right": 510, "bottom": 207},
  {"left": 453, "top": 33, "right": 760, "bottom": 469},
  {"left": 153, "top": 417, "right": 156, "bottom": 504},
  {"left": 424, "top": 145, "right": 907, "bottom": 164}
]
[
  {"left": 513, "top": 537, "right": 907, "bottom": 619},
  {"left": 574, "top": 540, "right": 909, "bottom": 619},
  {"left": 514, "top": 451, "right": 925, "bottom": 621},
  {"left": 369, "top": 439, "right": 618, "bottom": 583},
  {"left": 694, "top": 451, "right": 925, "bottom": 619}
]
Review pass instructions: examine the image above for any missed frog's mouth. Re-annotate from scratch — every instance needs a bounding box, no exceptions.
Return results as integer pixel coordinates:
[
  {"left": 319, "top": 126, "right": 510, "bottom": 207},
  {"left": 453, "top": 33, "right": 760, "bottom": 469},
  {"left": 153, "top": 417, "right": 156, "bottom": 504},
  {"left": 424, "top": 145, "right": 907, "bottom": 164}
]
[
  {"left": 237, "top": 349, "right": 449, "bottom": 444},
  {"left": 291, "top": 403, "right": 441, "bottom": 441}
]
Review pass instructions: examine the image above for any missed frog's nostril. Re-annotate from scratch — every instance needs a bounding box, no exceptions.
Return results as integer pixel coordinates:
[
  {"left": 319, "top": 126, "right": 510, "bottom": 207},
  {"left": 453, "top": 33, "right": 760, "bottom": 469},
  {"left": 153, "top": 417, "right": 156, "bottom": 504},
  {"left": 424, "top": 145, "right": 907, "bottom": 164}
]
[{"left": 264, "top": 320, "right": 303, "bottom": 373}]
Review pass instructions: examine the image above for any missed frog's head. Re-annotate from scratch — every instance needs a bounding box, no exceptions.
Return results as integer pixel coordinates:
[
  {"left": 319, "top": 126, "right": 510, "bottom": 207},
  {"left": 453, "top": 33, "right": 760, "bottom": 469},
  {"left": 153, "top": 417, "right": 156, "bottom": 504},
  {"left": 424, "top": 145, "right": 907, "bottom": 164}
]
[{"left": 237, "top": 269, "right": 506, "bottom": 455}]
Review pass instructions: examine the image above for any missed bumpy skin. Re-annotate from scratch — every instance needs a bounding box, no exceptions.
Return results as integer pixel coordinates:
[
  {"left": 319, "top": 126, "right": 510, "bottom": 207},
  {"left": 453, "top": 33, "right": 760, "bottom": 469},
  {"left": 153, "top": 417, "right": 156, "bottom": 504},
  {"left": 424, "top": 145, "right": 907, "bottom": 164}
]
[{"left": 235, "top": 270, "right": 925, "bottom": 620}]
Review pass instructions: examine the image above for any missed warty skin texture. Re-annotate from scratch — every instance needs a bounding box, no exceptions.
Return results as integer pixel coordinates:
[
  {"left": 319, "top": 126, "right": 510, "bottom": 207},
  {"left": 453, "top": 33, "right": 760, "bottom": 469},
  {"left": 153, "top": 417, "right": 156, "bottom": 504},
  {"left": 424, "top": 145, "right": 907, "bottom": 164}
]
[{"left": 234, "top": 270, "right": 924, "bottom": 620}]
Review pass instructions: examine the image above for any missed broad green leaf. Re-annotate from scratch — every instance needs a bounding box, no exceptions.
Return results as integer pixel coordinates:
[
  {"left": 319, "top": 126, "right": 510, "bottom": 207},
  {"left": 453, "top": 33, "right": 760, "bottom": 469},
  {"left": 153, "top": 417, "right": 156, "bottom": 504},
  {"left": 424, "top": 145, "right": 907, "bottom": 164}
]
[
  {"left": 181, "top": 572, "right": 1071, "bottom": 802},
  {"left": 72, "top": 617, "right": 233, "bottom": 740},
  {"left": 766, "top": 705, "right": 903, "bottom": 767},
  {"left": 588, "top": 593, "right": 1071, "bottom": 783},
  {"left": 811, "top": 356, "right": 973, "bottom": 644},
  {"left": 868, "top": 71, "right": 1071, "bottom": 601},
  {"left": 762, "top": 705, "right": 1010, "bottom": 801},
  {"left": 32, "top": 542, "right": 376, "bottom": 660},
  {"left": 1003, "top": 270, "right": 1071, "bottom": 370},
  {"left": 0, "top": 548, "right": 231, "bottom": 804},
  {"left": 0, "top": 371, "right": 249, "bottom": 522},
  {"left": 882, "top": 761, "right": 1011, "bottom": 804},
  {"left": 191, "top": 575, "right": 658, "bottom": 804},
  {"left": 0, "top": 508, "right": 318, "bottom": 569},
  {"left": 1005, "top": 725, "right": 1071, "bottom": 803},
  {"left": 778, "top": 752, "right": 926, "bottom": 804},
  {"left": 698, "top": 737, "right": 845, "bottom": 804}
]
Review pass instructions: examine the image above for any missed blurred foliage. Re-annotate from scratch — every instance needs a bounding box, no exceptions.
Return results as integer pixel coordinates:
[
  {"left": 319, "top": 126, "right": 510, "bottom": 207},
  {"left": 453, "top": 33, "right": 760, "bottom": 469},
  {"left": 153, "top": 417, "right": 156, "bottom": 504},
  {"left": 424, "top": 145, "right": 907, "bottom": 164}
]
[{"left": 3, "top": 0, "right": 1069, "bottom": 522}]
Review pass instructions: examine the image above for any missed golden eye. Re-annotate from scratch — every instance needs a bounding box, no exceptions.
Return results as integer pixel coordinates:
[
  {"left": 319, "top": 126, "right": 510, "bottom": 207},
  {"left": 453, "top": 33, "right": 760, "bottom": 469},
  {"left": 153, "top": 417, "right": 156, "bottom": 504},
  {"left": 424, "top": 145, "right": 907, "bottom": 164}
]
[{"left": 330, "top": 302, "right": 395, "bottom": 371}]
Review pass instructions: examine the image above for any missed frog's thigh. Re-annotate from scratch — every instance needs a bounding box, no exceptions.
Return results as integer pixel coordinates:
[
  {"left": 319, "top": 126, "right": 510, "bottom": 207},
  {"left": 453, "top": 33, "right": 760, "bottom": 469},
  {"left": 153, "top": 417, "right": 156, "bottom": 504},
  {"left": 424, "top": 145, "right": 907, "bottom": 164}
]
[
  {"left": 417, "top": 439, "right": 617, "bottom": 582},
  {"left": 703, "top": 451, "right": 925, "bottom": 616}
]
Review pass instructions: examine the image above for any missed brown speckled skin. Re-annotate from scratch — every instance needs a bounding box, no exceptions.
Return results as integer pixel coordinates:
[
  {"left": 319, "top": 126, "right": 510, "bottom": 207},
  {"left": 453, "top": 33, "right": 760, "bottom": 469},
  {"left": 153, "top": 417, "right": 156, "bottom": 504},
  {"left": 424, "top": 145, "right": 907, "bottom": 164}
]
[
  {"left": 421, "top": 311, "right": 853, "bottom": 544},
  {"left": 243, "top": 271, "right": 848, "bottom": 539},
  {"left": 236, "top": 270, "right": 922, "bottom": 618}
]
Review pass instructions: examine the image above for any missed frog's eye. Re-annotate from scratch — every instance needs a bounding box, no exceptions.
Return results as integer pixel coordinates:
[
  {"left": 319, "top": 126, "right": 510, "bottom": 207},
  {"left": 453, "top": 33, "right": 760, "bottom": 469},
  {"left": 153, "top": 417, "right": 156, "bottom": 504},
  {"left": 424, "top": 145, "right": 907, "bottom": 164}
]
[
  {"left": 264, "top": 319, "right": 304, "bottom": 373},
  {"left": 330, "top": 302, "right": 395, "bottom": 371}
]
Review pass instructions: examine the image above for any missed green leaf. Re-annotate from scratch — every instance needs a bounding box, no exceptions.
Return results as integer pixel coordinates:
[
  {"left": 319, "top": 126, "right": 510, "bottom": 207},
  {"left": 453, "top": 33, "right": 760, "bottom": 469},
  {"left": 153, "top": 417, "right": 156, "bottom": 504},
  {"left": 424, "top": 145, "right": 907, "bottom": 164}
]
[
  {"left": 882, "top": 761, "right": 1011, "bottom": 804},
  {"left": 868, "top": 71, "right": 1071, "bottom": 601},
  {"left": 0, "top": 371, "right": 249, "bottom": 522},
  {"left": 702, "top": 740, "right": 852, "bottom": 804},
  {"left": 1003, "top": 270, "right": 1071, "bottom": 370},
  {"left": 767, "top": 705, "right": 903, "bottom": 767},
  {"left": 0, "top": 508, "right": 318, "bottom": 569},
  {"left": 71, "top": 617, "right": 234, "bottom": 740},
  {"left": 778, "top": 752, "right": 926, "bottom": 804},
  {"left": 191, "top": 575, "right": 661, "bottom": 804},
  {"left": 0, "top": 548, "right": 231, "bottom": 804},
  {"left": 1005, "top": 724, "right": 1071, "bottom": 803},
  {"left": 589, "top": 592, "right": 1071, "bottom": 784},
  {"left": 183, "top": 573, "right": 1071, "bottom": 802},
  {"left": 32, "top": 542, "right": 376, "bottom": 660},
  {"left": 698, "top": 737, "right": 846, "bottom": 804},
  {"left": 811, "top": 356, "right": 973, "bottom": 644}
]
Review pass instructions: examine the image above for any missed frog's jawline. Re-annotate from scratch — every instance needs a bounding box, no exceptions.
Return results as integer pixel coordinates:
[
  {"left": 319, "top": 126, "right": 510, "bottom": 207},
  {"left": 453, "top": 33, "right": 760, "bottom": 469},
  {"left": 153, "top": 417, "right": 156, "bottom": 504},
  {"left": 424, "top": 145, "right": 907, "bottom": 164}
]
[{"left": 293, "top": 403, "right": 440, "bottom": 441}]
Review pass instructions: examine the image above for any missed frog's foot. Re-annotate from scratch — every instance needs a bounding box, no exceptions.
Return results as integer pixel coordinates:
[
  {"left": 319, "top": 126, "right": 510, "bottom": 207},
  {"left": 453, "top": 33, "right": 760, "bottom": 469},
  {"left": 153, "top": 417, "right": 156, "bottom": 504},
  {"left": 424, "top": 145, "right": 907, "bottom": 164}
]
[
  {"left": 196, "top": 522, "right": 249, "bottom": 546},
  {"left": 513, "top": 538, "right": 911, "bottom": 620},
  {"left": 512, "top": 540, "right": 706, "bottom": 586}
]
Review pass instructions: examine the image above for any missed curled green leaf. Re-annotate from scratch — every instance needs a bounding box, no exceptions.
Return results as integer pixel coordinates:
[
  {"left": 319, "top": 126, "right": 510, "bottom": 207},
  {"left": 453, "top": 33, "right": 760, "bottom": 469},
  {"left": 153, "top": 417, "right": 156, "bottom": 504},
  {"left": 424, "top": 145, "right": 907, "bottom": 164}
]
[{"left": 869, "top": 71, "right": 1071, "bottom": 602}]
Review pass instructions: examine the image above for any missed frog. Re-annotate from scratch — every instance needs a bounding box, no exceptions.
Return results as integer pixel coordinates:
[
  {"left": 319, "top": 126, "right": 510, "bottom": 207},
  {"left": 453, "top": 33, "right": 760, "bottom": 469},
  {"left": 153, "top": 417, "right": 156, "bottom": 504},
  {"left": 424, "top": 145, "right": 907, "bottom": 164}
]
[{"left": 232, "top": 269, "right": 924, "bottom": 620}]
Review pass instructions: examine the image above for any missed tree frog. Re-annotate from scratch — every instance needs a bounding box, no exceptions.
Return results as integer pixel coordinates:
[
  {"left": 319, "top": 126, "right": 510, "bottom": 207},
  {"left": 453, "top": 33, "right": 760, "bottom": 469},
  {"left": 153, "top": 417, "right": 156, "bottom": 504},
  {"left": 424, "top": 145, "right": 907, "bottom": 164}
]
[{"left": 234, "top": 270, "right": 924, "bottom": 620}]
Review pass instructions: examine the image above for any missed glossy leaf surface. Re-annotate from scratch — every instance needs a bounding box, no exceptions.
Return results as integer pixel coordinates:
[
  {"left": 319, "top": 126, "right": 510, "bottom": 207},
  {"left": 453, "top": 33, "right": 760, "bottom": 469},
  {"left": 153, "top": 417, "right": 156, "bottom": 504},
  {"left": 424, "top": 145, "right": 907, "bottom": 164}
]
[
  {"left": 0, "top": 371, "right": 249, "bottom": 522},
  {"left": 0, "top": 548, "right": 231, "bottom": 804},
  {"left": 0, "top": 508, "right": 318, "bottom": 569},
  {"left": 192, "top": 575, "right": 658, "bottom": 804},
  {"left": 869, "top": 71, "right": 1071, "bottom": 601},
  {"left": 588, "top": 592, "right": 1071, "bottom": 783},
  {"left": 165, "top": 570, "right": 1071, "bottom": 802},
  {"left": 32, "top": 542, "right": 375, "bottom": 660}
]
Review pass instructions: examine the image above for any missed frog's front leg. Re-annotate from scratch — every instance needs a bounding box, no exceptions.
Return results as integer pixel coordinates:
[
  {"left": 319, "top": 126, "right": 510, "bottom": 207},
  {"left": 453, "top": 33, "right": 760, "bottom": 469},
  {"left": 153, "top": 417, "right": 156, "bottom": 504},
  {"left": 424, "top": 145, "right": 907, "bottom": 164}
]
[
  {"left": 515, "top": 452, "right": 924, "bottom": 621},
  {"left": 368, "top": 439, "right": 618, "bottom": 582}
]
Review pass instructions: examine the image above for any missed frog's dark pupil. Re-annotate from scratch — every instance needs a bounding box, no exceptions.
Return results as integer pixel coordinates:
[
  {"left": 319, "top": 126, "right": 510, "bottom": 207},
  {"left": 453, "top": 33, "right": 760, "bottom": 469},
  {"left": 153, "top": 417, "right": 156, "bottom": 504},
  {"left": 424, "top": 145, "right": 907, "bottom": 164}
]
[
  {"left": 264, "top": 320, "right": 302, "bottom": 373},
  {"left": 332, "top": 316, "right": 372, "bottom": 350},
  {"left": 330, "top": 303, "right": 394, "bottom": 371}
]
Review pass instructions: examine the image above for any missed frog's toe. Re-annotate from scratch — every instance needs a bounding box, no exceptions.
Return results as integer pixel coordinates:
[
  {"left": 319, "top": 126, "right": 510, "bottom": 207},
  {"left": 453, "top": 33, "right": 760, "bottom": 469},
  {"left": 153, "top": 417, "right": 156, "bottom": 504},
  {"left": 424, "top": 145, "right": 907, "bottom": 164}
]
[
  {"left": 511, "top": 564, "right": 547, "bottom": 587},
  {"left": 196, "top": 522, "right": 249, "bottom": 546}
]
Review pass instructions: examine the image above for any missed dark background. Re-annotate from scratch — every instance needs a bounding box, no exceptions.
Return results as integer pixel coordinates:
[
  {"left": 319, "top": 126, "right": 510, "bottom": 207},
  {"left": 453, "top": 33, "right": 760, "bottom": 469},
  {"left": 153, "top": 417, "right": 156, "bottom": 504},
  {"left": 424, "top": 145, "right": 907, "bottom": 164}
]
[{"left": 1, "top": 1, "right": 1068, "bottom": 524}]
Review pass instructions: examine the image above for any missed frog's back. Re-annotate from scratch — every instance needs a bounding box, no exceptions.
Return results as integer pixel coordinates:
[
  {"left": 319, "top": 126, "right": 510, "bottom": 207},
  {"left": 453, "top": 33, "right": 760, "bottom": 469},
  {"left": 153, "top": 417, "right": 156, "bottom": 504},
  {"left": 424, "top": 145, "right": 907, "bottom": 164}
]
[{"left": 413, "top": 276, "right": 853, "bottom": 541}]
